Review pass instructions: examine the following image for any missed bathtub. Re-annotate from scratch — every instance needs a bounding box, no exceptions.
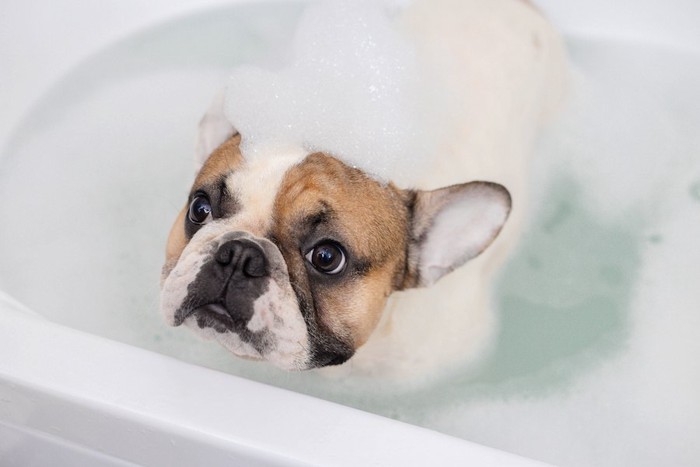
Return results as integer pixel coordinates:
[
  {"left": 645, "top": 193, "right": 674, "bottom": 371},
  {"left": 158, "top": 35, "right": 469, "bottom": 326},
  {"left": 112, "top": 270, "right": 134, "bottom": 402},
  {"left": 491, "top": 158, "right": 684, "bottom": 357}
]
[{"left": 1, "top": 0, "right": 699, "bottom": 465}]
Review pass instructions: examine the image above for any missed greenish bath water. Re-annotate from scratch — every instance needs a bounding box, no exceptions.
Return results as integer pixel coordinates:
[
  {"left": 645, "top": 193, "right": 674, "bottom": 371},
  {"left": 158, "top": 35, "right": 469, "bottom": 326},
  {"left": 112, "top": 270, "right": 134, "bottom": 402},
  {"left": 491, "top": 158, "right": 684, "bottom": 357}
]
[{"left": 478, "top": 180, "right": 640, "bottom": 391}]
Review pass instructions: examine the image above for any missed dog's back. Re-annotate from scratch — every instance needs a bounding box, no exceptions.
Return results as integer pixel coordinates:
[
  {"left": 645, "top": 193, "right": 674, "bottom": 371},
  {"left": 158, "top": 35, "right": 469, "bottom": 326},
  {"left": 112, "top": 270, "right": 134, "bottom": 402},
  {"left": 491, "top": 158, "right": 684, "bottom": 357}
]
[{"left": 336, "top": 0, "right": 568, "bottom": 383}]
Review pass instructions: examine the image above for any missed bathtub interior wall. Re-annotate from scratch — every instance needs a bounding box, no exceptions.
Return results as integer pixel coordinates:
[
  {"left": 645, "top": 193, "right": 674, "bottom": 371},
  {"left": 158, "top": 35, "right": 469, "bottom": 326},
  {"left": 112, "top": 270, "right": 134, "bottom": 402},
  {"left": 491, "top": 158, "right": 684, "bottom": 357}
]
[{"left": 1, "top": 1, "right": 700, "bottom": 466}]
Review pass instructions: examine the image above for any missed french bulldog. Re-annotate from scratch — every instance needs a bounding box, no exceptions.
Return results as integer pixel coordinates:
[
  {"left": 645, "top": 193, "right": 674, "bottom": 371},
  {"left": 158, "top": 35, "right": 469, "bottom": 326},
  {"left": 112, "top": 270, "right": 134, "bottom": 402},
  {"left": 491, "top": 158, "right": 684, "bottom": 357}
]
[{"left": 160, "top": 0, "right": 567, "bottom": 379}]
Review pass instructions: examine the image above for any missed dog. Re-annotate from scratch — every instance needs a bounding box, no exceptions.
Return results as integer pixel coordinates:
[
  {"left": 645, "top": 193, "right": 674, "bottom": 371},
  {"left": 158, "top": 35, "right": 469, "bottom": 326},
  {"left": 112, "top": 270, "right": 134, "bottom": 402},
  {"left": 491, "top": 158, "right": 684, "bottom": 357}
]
[{"left": 160, "top": 0, "right": 567, "bottom": 380}]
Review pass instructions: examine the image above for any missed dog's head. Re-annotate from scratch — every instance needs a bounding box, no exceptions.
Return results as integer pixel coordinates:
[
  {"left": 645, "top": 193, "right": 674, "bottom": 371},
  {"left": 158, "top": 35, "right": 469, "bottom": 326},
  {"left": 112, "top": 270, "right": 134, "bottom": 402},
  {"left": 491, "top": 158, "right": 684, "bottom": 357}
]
[{"left": 160, "top": 134, "right": 510, "bottom": 370}]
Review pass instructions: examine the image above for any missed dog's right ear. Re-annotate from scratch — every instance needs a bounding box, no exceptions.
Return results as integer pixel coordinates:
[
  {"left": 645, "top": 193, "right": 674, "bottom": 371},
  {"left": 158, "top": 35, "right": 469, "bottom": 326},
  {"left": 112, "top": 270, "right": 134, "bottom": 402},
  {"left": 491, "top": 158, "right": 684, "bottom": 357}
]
[
  {"left": 400, "top": 181, "right": 511, "bottom": 289},
  {"left": 195, "top": 90, "right": 238, "bottom": 174}
]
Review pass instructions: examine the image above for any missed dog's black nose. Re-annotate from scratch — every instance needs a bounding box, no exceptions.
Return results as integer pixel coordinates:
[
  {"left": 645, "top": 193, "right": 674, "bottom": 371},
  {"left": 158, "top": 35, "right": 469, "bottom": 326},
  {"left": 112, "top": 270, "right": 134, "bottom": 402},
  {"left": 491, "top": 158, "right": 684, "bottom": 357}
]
[{"left": 215, "top": 239, "right": 267, "bottom": 278}]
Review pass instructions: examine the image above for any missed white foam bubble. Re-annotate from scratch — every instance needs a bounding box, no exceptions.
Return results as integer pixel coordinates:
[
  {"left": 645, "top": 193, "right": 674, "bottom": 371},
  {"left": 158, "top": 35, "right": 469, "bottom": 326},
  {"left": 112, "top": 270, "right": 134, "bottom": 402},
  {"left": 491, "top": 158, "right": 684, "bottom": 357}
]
[
  {"left": 533, "top": 43, "right": 700, "bottom": 222},
  {"left": 223, "top": 1, "right": 427, "bottom": 182}
]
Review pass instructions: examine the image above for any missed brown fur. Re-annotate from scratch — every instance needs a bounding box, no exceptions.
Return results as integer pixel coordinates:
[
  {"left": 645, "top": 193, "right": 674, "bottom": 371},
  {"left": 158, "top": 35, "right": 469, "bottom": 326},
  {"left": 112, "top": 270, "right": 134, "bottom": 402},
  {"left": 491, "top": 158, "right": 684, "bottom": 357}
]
[
  {"left": 272, "top": 153, "right": 410, "bottom": 347},
  {"left": 193, "top": 134, "right": 245, "bottom": 188},
  {"left": 162, "top": 208, "right": 187, "bottom": 281}
]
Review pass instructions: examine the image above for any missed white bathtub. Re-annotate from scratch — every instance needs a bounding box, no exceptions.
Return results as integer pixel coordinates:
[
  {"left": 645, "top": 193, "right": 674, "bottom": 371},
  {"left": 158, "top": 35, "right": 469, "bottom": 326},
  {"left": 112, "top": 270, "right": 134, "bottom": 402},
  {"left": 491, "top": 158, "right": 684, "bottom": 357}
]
[{"left": 1, "top": 0, "right": 699, "bottom": 465}]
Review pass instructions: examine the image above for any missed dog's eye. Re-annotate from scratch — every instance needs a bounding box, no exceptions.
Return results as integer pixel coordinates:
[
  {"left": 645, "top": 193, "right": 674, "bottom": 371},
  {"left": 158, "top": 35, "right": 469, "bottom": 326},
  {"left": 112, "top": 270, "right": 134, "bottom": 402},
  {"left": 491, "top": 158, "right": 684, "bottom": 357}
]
[
  {"left": 305, "top": 242, "right": 346, "bottom": 275},
  {"left": 188, "top": 195, "right": 212, "bottom": 225}
]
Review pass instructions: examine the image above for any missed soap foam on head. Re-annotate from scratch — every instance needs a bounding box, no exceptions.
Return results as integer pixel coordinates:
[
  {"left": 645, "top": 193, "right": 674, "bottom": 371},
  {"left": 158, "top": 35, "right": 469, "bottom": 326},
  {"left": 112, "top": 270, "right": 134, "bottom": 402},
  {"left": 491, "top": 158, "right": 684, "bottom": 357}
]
[{"left": 224, "top": 1, "right": 428, "bottom": 183}]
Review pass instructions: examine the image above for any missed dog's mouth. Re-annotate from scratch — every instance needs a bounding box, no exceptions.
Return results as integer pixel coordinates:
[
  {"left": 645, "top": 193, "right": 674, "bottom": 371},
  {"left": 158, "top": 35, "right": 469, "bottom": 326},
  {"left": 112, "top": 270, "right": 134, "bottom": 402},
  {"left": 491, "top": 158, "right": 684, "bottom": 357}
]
[
  {"left": 178, "top": 301, "right": 273, "bottom": 348},
  {"left": 197, "top": 303, "right": 229, "bottom": 317},
  {"left": 187, "top": 303, "right": 237, "bottom": 333},
  {"left": 174, "top": 301, "right": 238, "bottom": 330},
  {"left": 173, "top": 303, "right": 267, "bottom": 362}
]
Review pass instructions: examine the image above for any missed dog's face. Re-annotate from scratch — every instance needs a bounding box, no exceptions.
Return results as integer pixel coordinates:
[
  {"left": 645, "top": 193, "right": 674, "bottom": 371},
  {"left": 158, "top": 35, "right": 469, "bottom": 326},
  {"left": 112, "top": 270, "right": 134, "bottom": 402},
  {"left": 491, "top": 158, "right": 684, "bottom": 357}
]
[{"left": 160, "top": 135, "right": 510, "bottom": 370}]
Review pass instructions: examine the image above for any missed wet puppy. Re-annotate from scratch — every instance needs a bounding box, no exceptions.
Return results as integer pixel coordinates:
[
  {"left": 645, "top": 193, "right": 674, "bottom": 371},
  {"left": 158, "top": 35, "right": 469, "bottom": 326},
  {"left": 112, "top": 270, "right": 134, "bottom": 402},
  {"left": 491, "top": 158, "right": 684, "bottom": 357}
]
[{"left": 160, "top": 0, "right": 567, "bottom": 378}]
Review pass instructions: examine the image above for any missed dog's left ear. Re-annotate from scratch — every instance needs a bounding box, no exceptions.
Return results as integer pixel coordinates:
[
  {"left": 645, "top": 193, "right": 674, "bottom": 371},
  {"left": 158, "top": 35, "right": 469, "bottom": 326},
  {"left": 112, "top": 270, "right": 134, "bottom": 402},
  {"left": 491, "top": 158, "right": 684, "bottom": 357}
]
[
  {"left": 402, "top": 181, "right": 511, "bottom": 288},
  {"left": 195, "top": 90, "right": 237, "bottom": 174}
]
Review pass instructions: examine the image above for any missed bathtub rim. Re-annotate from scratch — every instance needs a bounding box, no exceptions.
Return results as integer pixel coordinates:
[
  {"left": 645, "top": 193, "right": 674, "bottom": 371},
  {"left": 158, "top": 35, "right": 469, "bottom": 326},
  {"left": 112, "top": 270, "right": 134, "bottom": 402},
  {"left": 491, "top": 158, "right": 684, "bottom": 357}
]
[{"left": 0, "top": 300, "right": 551, "bottom": 466}]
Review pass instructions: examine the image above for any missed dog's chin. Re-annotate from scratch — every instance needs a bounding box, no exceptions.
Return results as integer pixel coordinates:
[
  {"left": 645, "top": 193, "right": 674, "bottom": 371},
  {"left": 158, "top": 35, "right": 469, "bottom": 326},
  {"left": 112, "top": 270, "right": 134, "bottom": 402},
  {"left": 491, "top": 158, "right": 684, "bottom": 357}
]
[
  {"left": 179, "top": 305, "right": 313, "bottom": 370},
  {"left": 180, "top": 308, "right": 352, "bottom": 370}
]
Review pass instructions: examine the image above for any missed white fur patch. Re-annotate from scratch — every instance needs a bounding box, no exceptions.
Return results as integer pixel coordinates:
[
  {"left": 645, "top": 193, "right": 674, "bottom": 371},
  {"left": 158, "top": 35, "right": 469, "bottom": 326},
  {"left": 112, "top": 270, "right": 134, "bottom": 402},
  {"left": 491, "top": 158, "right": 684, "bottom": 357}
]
[
  {"left": 160, "top": 240, "right": 215, "bottom": 326},
  {"left": 251, "top": 280, "right": 310, "bottom": 370},
  {"left": 224, "top": 148, "right": 306, "bottom": 236}
]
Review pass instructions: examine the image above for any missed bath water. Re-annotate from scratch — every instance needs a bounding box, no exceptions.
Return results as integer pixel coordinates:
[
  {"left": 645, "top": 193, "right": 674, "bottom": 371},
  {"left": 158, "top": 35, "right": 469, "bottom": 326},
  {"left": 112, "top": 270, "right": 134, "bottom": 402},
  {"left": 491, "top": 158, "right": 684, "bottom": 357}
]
[{"left": 0, "top": 3, "right": 698, "bottom": 466}]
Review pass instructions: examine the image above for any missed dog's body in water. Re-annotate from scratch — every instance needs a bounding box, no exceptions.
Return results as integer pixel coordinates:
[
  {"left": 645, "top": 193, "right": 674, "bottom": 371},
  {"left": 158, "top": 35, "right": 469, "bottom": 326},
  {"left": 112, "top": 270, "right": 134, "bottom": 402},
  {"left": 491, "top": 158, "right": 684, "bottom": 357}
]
[{"left": 160, "top": 0, "right": 568, "bottom": 383}]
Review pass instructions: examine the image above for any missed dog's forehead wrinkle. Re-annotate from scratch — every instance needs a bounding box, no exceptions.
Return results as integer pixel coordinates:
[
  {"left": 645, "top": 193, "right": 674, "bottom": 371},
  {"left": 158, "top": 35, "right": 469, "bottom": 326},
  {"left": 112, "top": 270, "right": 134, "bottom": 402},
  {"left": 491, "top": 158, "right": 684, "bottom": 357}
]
[
  {"left": 292, "top": 202, "right": 336, "bottom": 239},
  {"left": 307, "top": 201, "right": 333, "bottom": 224}
]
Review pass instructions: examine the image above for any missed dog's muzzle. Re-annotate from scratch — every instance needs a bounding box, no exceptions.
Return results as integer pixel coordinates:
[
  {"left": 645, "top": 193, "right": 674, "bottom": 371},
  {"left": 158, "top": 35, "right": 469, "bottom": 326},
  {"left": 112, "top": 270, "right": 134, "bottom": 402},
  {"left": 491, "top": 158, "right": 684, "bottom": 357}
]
[
  {"left": 174, "top": 235, "right": 272, "bottom": 333},
  {"left": 161, "top": 227, "right": 311, "bottom": 369}
]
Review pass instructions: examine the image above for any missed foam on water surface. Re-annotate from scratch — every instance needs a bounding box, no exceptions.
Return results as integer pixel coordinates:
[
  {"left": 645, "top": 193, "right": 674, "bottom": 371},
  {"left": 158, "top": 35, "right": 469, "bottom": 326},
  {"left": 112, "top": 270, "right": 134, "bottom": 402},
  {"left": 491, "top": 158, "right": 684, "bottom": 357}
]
[{"left": 0, "top": 3, "right": 699, "bottom": 466}]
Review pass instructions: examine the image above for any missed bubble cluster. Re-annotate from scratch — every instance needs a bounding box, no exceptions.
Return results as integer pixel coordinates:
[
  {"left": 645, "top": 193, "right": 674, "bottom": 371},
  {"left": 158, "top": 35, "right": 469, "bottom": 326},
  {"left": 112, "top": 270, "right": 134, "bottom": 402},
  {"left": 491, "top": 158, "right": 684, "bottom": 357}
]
[{"left": 224, "top": 1, "right": 426, "bottom": 182}]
